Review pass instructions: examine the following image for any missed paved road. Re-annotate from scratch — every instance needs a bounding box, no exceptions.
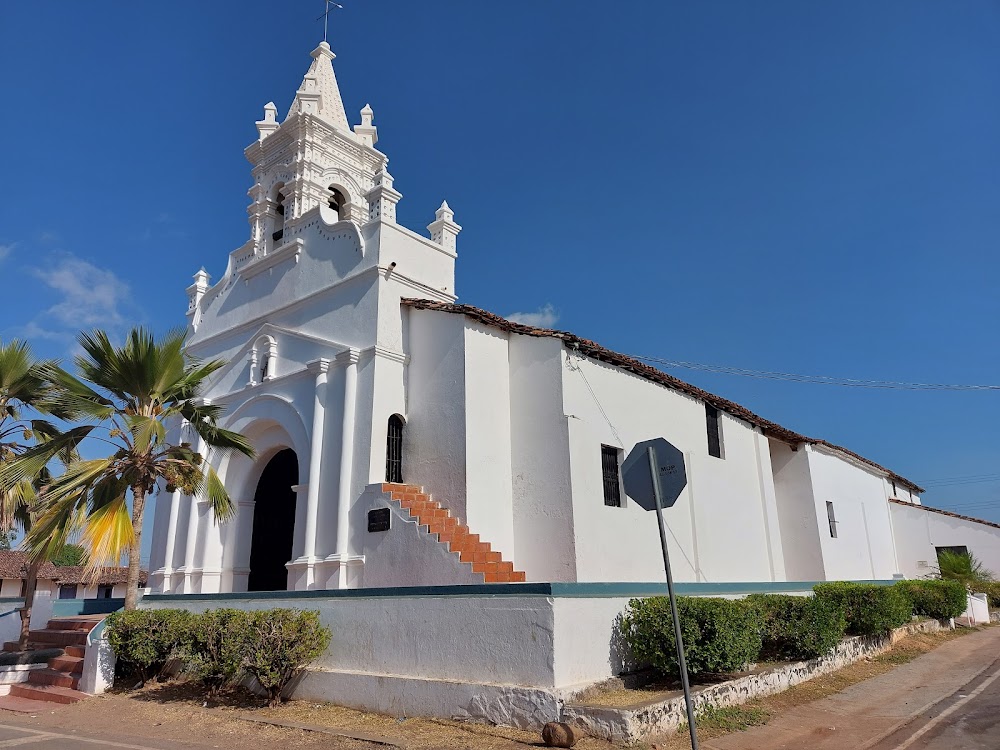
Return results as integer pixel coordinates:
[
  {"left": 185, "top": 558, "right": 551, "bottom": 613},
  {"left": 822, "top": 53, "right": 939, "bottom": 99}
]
[
  {"left": 706, "top": 626, "right": 1000, "bottom": 750},
  {"left": 869, "top": 654, "right": 1000, "bottom": 750},
  {"left": 0, "top": 722, "right": 200, "bottom": 749}
]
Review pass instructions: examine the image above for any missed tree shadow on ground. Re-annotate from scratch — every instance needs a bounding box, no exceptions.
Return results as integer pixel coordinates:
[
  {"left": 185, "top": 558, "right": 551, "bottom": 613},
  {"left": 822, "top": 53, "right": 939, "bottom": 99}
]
[{"left": 117, "top": 678, "right": 266, "bottom": 710}]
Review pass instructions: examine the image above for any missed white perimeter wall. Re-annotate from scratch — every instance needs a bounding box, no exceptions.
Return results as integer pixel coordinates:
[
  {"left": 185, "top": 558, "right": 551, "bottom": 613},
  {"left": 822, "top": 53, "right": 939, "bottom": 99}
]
[
  {"left": 805, "top": 446, "right": 900, "bottom": 580},
  {"left": 891, "top": 502, "right": 1000, "bottom": 581}
]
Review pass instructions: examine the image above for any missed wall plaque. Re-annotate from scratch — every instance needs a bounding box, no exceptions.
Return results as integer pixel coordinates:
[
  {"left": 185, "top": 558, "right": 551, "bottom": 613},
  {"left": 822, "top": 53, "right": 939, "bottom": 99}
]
[{"left": 367, "top": 508, "right": 390, "bottom": 533}]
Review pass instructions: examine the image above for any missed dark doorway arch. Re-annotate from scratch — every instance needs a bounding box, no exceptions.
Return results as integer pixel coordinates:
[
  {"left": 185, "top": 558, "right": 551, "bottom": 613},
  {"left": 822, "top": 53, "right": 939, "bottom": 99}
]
[
  {"left": 385, "top": 415, "right": 404, "bottom": 483},
  {"left": 247, "top": 448, "right": 298, "bottom": 592}
]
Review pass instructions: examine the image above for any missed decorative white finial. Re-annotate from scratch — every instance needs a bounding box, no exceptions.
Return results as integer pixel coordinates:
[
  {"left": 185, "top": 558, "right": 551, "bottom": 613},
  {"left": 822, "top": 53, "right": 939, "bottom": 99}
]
[
  {"left": 354, "top": 103, "right": 378, "bottom": 146},
  {"left": 428, "top": 200, "right": 462, "bottom": 252},
  {"left": 256, "top": 102, "right": 279, "bottom": 140}
]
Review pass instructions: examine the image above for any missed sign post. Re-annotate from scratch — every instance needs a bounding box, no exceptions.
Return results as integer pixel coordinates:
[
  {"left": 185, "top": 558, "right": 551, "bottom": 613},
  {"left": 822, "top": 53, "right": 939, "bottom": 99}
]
[{"left": 623, "top": 439, "right": 698, "bottom": 750}]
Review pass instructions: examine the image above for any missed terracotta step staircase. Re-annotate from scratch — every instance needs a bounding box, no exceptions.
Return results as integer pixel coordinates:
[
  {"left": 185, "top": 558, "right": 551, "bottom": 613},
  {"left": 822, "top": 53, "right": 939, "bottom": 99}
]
[
  {"left": 0, "top": 617, "right": 98, "bottom": 708},
  {"left": 383, "top": 483, "right": 526, "bottom": 583}
]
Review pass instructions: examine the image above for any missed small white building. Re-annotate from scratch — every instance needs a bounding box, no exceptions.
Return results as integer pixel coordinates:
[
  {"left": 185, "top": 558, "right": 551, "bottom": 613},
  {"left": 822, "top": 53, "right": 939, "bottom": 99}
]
[{"left": 147, "top": 39, "right": 1000, "bottom": 596}]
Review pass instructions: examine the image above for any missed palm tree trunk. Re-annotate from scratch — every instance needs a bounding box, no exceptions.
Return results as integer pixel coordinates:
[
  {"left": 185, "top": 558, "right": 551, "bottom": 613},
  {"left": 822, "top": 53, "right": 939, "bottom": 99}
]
[
  {"left": 124, "top": 487, "right": 146, "bottom": 611},
  {"left": 18, "top": 559, "right": 40, "bottom": 651}
]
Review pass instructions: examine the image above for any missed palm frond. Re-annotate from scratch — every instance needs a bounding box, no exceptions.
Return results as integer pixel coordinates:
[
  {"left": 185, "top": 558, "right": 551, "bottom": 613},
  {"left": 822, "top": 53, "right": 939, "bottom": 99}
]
[
  {"left": 80, "top": 493, "right": 133, "bottom": 568},
  {"left": 202, "top": 464, "right": 235, "bottom": 523}
]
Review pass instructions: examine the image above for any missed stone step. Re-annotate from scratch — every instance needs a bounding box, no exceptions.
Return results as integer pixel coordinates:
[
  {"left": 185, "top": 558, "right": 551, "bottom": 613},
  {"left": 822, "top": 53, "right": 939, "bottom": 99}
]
[
  {"left": 46, "top": 618, "right": 99, "bottom": 632},
  {"left": 24, "top": 629, "right": 88, "bottom": 647},
  {"left": 64, "top": 646, "right": 86, "bottom": 659},
  {"left": 27, "top": 668, "right": 79, "bottom": 690},
  {"left": 0, "top": 694, "right": 64, "bottom": 713},
  {"left": 9, "top": 683, "right": 86, "bottom": 704},
  {"left": 4, "top": 641, "right": 68, "bottom": 653},
  {"left": 48, "top": 656, "right": 83, "bottom": 675}
]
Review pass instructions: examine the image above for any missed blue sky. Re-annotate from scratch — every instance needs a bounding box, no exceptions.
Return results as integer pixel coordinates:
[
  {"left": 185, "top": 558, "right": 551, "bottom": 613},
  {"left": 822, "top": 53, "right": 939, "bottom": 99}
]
[{"left": 1, "top": 1, "right": 998, "bottom": 530}]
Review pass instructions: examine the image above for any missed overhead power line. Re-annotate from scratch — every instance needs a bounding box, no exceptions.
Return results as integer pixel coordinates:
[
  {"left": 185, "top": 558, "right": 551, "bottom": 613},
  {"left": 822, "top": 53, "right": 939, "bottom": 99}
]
[{"left": 632, "top": 356, "right": 1000, "bottom": 392}]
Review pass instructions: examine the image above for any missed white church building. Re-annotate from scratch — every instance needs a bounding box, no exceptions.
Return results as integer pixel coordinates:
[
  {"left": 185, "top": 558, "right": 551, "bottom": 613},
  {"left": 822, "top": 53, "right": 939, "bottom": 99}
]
[{"left": 147, "top": 39, "right": 1000, "bottom": 599}]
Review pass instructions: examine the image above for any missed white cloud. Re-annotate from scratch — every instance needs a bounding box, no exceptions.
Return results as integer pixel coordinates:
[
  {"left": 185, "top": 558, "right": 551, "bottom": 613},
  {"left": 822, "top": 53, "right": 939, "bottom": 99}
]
[
  {"left": 0, "top": 243, "right": 13, "bottom": 263},
  {"left": 32, "top": 255, "right": 131, "bottom": 329},
  {"left": 506, "top": 303, "right": 560, "bottom": 328}
]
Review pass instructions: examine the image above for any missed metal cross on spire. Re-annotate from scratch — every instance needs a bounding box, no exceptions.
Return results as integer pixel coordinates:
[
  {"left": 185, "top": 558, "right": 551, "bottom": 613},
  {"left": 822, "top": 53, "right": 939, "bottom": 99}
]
[{"left": 317, "top": 0, "right": 344, "bottom": 43}]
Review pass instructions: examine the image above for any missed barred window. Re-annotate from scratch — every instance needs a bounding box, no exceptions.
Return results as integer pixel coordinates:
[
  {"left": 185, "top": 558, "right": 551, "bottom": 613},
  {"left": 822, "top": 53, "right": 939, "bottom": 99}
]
[
  {"left": 706, "top": 404, "right": 723, "bottom": 459},
  {"left": 601, "top": 445, "right": 623, "bottom": 507},
  {"left": 385, "top": 414, "right": 404, "bottom": 483},
  {"left": 826, "top": 501, "right": 838, "bottom": 538}
]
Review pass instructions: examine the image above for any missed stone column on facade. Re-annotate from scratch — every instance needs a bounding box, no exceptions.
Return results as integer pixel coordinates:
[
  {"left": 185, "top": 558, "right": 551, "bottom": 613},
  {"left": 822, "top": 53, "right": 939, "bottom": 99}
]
[
  {"left": 301, "top": 358, "right": 330, "bottom": 588},
  {"left": 160, "top": 489, "right": 183, "bottom": 591},
  {"left": 182, "top": 432, "right": 208, "bottom": 594},
  {"left": 334, "top": 349, "right": 360, "bottom": 588}
]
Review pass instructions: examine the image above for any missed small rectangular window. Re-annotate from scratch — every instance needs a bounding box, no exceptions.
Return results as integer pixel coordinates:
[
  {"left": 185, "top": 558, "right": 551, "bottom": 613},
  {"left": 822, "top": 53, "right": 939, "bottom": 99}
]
[
  {"left": 826, "top": 501, "right": 838, "bottom": 538},
  {"left": 706, "top": 404, "right": 723, "bottom": 458},
  {"left": 601, "top": 445, "right": 623, "bottom": 507},
  {"left": 58, "top": 584, "right": 77, "bottom": 600},
  {"left": 97, "top": 585, "right": 114, "bottom": 600}
]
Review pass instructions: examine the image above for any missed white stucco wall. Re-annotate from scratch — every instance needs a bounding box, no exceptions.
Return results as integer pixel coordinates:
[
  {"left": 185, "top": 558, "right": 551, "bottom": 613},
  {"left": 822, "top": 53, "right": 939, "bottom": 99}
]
[
  {"left": 769, "top": 440, "right": 826, "bottom": 580},
  {"left": 805, "top": 446, "right": 900, "bottom": 580},
  {"left": 891, "top": 501, "right": 1000, "bottom": 581},
  {"left": 560, "top": 351, "right": 785, "bottom": 583},
  {"left": 509, "top": 336, "right": 577, "bottom": 582}
]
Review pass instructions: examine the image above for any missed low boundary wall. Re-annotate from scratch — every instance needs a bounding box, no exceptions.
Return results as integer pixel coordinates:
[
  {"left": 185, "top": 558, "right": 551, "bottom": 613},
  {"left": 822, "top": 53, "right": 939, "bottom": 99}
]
[{"left": 141, "top": 580, "right": 896, "bottom": 730}]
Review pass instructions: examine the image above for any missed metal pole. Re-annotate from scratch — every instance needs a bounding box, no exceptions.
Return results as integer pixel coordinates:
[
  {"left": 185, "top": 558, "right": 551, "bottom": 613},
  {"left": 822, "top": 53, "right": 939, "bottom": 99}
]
[{"left": 647, "top": 446, "right": 699, "bottom": 750}]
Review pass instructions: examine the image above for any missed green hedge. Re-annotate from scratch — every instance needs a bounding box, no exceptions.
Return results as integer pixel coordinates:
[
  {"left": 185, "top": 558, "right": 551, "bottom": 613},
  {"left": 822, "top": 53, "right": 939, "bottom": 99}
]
[
  {"left": 813, "top": 582, "right": 912, "bottom": 636},
  {"left": 895, "top": 580, "right": 967, "bottom": 620},
  {"left": 746, "top": 594, "right": 846, "bottom": 660},
  {"left": 106, "top": 609, "right": 192, "bottom": 683},
  {"left": 621, "top": 596, "right": 762, "bottom": 677},
  {"left": 107, "top": 607, "right": 330, "bottom": 704}
]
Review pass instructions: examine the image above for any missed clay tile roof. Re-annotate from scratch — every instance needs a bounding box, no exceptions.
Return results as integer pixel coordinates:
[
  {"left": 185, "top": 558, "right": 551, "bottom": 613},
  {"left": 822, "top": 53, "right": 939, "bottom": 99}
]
[
  {"left": 54, "top": 566, "right": 148, "bottom": 586},
  {"left": 401, "top": 298, "right": 923, "bottom": 493},
  {"left": 0, "top": 551, "right": 58, "bottom": 581},
  {"left": 889, "top": 498, "right": 1000, "bottom": 530}
]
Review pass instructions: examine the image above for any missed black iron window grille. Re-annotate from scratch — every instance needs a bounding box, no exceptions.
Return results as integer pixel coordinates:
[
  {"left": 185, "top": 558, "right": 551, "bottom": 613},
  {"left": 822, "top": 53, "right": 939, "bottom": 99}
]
[
  {"left": 602, "top": 445, "right": 623, "bottom": 507},
  {"left": 386, "top": 414, "right": 404, "bottom": 483}
]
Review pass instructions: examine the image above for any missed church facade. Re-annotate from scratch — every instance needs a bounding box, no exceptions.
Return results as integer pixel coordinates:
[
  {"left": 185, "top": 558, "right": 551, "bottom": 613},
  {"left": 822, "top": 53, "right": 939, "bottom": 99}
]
[{"left": 147, "top": 41, "right": 993, "bottom": 596}]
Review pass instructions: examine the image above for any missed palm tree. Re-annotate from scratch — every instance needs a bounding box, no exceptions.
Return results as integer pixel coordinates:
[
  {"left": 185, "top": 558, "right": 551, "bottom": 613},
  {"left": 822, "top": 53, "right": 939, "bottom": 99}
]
[
  {"left": 935, "top": 549, "right": 994, "bottom": 590},
  {"left": 0, "top": 339, "right": 72, "bottom": 648},
  {"left": 0, "top": 328, "right": 254, "bottom": 610}
]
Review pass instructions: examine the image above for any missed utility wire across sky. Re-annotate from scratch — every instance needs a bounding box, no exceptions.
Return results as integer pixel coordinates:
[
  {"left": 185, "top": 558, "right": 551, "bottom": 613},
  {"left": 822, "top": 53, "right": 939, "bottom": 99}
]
[{"left": 636, "top": 355, "right": 1000, "bottom": 392}]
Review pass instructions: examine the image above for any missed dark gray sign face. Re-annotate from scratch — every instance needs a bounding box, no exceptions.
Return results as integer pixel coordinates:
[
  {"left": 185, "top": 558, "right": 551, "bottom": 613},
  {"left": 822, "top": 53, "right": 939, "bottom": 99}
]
[
  {"left": 622, "top": 438, "right": 688, "bottom": 511},
  {"left": 367, "top": 508, "right": 391, "bottom": 533}
]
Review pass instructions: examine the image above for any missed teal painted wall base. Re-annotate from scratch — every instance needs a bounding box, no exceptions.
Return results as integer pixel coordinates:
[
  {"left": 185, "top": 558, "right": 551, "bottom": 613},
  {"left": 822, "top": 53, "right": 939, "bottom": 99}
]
[
  {"left": 143, "top": 579, "right": 898, "bottom": 604},
  {"left": 51, "top": 598, "right": 125, "bottom": 618}
]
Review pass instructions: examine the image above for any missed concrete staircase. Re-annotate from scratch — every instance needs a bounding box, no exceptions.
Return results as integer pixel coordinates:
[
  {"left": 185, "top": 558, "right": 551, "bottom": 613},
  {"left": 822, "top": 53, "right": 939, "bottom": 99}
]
[
  {"left": 0, "top": 616, "right": 98, "bottom": 707},
  {"left": 383, "top": 483, "right": 526, "bottom": 583}
]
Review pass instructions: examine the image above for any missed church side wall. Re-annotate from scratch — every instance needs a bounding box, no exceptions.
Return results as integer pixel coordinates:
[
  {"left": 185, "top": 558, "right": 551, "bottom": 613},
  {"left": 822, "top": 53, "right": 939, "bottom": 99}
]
[
  {"left": 404, "top": 311, "right": 469, "bottom": 520},
  {"left": 891, "top": 502, "right": 1000, "bottom": 582},
  {"left": 769, "top": 440, "right": 826, "bottom": 580},
  {"left": 560, "top": 353, "right": 782, "bottom": 583},
  {"left": 463, "top": 323, "right": 516, "bottom": 564},
  {"left": 805, "top": 447, "right": 900, "bottom": 580},
  {"left": 509, "top": 336, "right": 577, "bottom": 582}
]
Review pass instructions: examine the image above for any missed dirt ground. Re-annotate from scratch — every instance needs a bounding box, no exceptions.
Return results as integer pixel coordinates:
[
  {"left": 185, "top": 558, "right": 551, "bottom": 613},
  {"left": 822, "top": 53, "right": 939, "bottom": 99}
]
[{"left": 0, "top": 627, "right": 980, "bottom": 750}]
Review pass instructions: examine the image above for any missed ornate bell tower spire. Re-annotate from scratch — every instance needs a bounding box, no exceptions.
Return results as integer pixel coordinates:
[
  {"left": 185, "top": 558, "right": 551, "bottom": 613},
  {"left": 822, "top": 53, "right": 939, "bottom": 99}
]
[{"left": 243, "top": 41, "right": 393, "bottom": 257}]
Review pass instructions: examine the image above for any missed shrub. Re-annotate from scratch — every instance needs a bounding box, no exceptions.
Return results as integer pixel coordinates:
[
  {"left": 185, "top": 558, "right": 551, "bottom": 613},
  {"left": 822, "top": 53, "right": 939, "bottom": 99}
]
[
  {"left": 813, "top": 582, "right": 911, "bottom": 636},
  {"left": 935, "top": 550, "right": 994, "bottom": 590},
  {"left": 240, "top": 609, "right": 331, "bottom": 707},
  {"left": 895, "top": 580, "right": 966, "bottom": 620},
  {"left": 183, "top": 609, "right": 249, "bottom": 696},
  {"left": 620, "top": 596, "right": 762, "bottom": 677},
  {"left": 979, "top": 581, "right": 1000, "bottom": 609},
  {"left": 747, "top": 594, "right": 846, "bottom": 660},
  {"left": 106, "top": 609, "right": 192, "bottom": 684}
]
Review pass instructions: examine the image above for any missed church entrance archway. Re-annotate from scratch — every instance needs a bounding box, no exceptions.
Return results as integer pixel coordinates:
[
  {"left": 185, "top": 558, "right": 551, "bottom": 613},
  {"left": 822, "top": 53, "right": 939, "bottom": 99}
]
[{"left": 247, "top": 448, "right": 298, "bottom": 592}]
